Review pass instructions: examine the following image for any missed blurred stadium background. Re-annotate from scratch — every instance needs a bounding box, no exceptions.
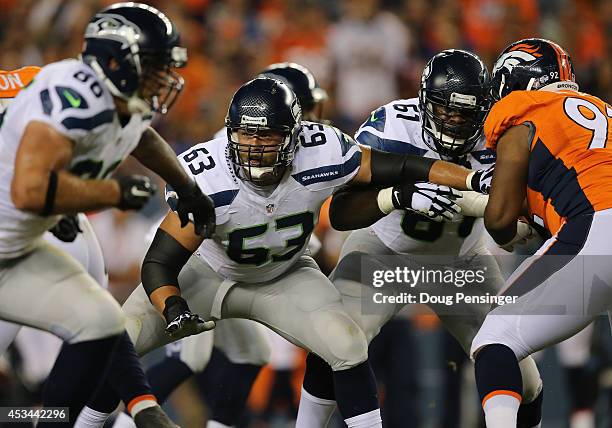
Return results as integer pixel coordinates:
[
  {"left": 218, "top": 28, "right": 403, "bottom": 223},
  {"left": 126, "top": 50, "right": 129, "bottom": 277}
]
[{"left": 0, "top": 0, "right": 610, "bottom": 427}]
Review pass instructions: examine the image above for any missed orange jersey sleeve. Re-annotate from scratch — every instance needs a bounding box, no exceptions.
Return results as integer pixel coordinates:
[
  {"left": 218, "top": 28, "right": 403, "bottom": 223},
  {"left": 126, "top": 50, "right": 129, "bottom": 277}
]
[
  {"left": 0, "top": 66, "right": 42, "bottom": 99},
  {"left": 485, "top": 89, "right": 612, "bottom": 234},
  {"left": 484, "top": 91, "right": 543, "bottom": 151}
]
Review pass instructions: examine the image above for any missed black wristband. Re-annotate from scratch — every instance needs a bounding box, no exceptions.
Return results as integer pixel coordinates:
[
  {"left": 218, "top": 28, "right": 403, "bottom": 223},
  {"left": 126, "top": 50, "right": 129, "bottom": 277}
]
[
  {"left": 141, "top": 228, "right": 193, "bottom": 298},
  {"left": 40, "top": 170, "right": 58, "bottom": 216},
  {"left": 370, "top": 148, "right": 435, "bottom": 187},
  {"left": 162, "top": 295, "right": 190, "bottom": 323}
]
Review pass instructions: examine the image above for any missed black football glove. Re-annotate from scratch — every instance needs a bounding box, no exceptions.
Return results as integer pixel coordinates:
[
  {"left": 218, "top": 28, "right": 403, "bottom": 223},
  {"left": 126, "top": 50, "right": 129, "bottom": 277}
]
[
  {"left": 469, "top": 166, "right": 495, "bottom": 194},
  {"left": 174, "top": 181, "right": 216, "bottom": 238},
  {"left": 392, "top": 182, "right": 462, "bottom": 221},
  {"left": 116, "top": 175, "right": 157, "bottom": 210},
  {"left": 49, "top": 214, "right": 82, "bottom": 242},
  {"left": 163, "top": 295, "right": 215, "bottom": 340}
]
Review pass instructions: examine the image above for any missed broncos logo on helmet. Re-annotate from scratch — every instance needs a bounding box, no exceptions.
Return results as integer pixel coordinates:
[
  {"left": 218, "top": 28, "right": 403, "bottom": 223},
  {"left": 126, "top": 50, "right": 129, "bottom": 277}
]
[
  {"left": 492, "top": 43, "right": 542, "bottom": 75},
  {"left": 491, "top": 38, "right": 577, "bottom": 101}
]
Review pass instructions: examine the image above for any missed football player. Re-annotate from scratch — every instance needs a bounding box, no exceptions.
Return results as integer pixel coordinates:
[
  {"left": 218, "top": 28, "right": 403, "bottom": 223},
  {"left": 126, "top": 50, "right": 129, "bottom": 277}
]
[
  {"left": 0, "top": 66, "right": 182, "bottom": 428},
  {"left": 136, "top": 62, "right": 328, "bottom": 428},
  {"left": 91, "top": 76, "right": 493, "bottom": 428},
  {"left": 0, "top": 3, "right": 215, "bottom": 424},
  {"left": 469, "top": 38, "right": 612, "bottom": 428},
  {"left": 295, "top": 50, "right": 544, "bottom": 428}
]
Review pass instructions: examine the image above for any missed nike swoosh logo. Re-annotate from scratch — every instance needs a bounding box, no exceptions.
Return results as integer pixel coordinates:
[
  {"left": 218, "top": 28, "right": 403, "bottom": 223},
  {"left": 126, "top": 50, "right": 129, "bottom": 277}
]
[
  {"left": 393, "top": 190, "right": 401, "bottom": 204},
  {"left": 63, "top": 90, "right": 81, "bottom": 108}
]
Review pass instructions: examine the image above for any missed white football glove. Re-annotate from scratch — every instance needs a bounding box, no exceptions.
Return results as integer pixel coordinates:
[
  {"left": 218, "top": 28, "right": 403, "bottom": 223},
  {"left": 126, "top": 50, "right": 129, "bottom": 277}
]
[
  {"left": 499, "top": 220, "right": 536, "bottom": 252},
  {"left": 456, "top": 191, "right": 489, "bottom": 218},
  {"left": 467, "top": 165, "right": 495, "bottom": 194},
  {"left": 378, "top": 182, "right": 462, "bottom": 222}
]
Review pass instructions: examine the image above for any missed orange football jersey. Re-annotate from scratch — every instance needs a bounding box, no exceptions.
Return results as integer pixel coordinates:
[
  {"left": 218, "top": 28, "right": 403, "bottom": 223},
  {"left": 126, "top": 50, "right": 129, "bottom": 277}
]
[
  {"left": 485, "top": 89, "right": 612, "bottom": 235},
  {"left": 0, "top": 66, "right": 41, "bottom": 99}
]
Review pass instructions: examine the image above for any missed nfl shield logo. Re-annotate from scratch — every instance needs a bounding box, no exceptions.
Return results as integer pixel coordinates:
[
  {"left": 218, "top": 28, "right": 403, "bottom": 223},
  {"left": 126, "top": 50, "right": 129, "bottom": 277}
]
[{"left": 266, "top": 203, "right": 275, "bottom": 214}]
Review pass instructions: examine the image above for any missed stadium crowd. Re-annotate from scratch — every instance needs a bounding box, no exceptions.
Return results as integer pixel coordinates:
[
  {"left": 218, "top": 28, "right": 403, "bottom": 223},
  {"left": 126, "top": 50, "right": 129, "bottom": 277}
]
[{"left": 0, "top": 0, "right": 610, "bottom": 427}]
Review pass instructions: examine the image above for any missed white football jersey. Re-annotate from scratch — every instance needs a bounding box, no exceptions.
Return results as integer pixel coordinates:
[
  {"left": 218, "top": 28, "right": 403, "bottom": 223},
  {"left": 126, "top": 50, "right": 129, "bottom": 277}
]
[
  {"left": 355, "top": 97, "right": 496, "bottom": 256},
  {"left": 166, "top": 122, "right": 362, "bottom": 282},
  {"left": 0, "top": 59, "right": 152, "bottom": 258}
]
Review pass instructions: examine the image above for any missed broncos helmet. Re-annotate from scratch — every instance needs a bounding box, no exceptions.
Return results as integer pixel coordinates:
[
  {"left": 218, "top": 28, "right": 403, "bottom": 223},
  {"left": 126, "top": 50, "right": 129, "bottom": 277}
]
[
  {"left": 491, "top": 38, "right": 578, "bottom": 101},
  {"left": 419, "top": 49, "right": 491, "bottom": 158},
  {"left": 82, "top": 2, "right": 187, "bottom": 115},
  {"left": 226, "top": 77, "right": 302, "bottom": 185},
  {"left": 259, "top": 62, "right": 327, "bottom": 120}
]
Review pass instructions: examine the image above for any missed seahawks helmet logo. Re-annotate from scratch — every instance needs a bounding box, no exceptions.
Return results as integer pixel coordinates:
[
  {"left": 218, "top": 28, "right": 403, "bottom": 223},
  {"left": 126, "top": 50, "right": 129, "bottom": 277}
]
[
  {"left": 493, "top": 44, "right": 542, "bottom": 75},
  {"left": 85, "top": 14, "right": 142, "bottom": 49}
]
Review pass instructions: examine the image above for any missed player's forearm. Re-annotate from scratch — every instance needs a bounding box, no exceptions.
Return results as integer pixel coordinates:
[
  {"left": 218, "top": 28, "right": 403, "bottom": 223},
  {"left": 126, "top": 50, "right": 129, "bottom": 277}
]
[
  {"left": 329, "top": 186, "right": 385, "bottom": 231},
  {"left": 150, "top": 285, "right": 182, "bottom": 315},
  {"left": 12, "top": 169, "right": 120, "bottom": 214},
  {"left": 484, "top": 196, "right": 520, "bottom": 245},
  {"left": 365, "top": 148, "right": 435, "bottom": 186},
  {"left": 428, "top": 161, "right": 472, "bottom": 190},
  {"left": 141, "top": 228, "right": 194, "bottom": 307},
  {"left": 131, "top": 127, "right": 192, "bottom": 191}
]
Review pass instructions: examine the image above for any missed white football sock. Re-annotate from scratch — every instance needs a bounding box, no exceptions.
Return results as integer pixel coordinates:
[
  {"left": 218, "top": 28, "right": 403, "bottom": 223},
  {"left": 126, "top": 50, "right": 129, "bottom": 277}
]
[
  {"left": 296, "top": 387, "right": 337, "bottom": 428},
  {"left": 344, "top": 409, "right": 382, "bottom": 428},
  {"left": 483, "top": 393, "right": 521, "bottom": 428},
  {"left": 74, "top": 406, "right": 110, "bottom": 428}
]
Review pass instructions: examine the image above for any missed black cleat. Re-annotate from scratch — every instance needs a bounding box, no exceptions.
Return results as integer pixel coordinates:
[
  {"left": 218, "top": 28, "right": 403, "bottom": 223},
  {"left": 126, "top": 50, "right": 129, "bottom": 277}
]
[{"left": 133, "top": 406, "right": 178, "bottom": 428}]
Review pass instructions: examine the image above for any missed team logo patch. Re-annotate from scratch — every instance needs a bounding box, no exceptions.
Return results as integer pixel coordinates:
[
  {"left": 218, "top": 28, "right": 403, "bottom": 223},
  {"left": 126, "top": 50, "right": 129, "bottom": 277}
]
[{"left": 493, "top": 44, "right": 542, "bottom": 75}]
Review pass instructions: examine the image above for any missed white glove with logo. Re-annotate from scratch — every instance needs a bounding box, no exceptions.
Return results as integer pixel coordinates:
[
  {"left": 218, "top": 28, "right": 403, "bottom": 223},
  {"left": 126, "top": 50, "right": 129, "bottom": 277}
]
[
  {"left": 467, "top": 165, "right": 495, "bottom": 194},
  {"left": 378, "top": 182, "right": 462, "bottom": 222}
]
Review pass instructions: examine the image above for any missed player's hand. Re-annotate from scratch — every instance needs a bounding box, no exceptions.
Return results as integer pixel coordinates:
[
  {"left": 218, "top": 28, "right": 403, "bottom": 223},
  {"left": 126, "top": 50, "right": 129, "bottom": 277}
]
[
  {"left": 116, "top": 175, "right": 157, "bottom": 210},
  {"left": 499, "top": 220, "right": 536, "bottom": 252},
  {"left": 163, "top": 295, "right": 215, "bottom": 340},
  {"left": 174, "top": 181, "right": 216, "bottom": 238},
  {"left": 392, "top": 182, "right": 462, "bottom": 222},
  {"left": 49, "top": 214, "right": 82, "bottom": 242},
  {"left": 468, "top": 166, "right": 494, "bottom": 194}
]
